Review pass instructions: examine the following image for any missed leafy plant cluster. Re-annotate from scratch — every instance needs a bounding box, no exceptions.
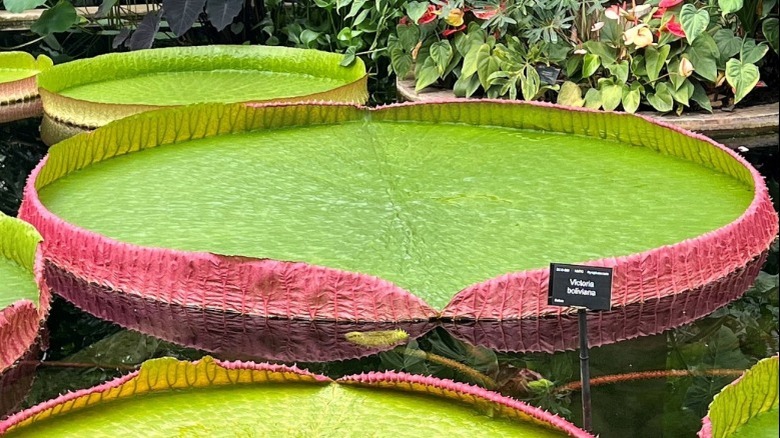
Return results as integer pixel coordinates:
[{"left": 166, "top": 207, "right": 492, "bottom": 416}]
[{"left": 389, "top": 0, "right": 779, "bottom": 113}]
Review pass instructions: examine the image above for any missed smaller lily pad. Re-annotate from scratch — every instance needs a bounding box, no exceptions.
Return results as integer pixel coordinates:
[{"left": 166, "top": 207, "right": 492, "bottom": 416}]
[
  {"left": 0, "top": 52, "right": 52, "bottom": 123},
  {"left": 700, "top": 355, "right": 779, "bottom": 438},
  {"left": 0, "top": 356, "right": 591, "bottom": 437},
  {"left": 37, "top": 45, "right": 368, "bottom": 144}
]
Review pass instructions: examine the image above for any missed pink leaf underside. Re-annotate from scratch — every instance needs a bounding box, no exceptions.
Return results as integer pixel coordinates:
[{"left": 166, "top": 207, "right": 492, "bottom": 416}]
[{"left": 18, "top": 100, "right": 779, "bottom": 322}]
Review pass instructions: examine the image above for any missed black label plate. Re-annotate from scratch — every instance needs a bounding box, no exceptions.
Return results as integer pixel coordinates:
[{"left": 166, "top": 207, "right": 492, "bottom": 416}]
[{"left": 548, "top": 263, "right": 613, "bottom": 311}]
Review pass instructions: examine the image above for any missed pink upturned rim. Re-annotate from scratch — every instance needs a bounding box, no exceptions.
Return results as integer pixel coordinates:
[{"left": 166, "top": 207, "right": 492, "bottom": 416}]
[
  {"left": 19, "top": 100, "right": 779, "bottom": 322},
  {"left": 0, "top": 358, "right": 590, "bottom": 436}
]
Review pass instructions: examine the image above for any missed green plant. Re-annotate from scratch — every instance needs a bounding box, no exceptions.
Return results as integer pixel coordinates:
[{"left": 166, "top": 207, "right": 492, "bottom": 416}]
[
  {"left": 388, "top": 0, "right": 592, "bottom": 98},
  {"left": 559, "top": 0, "right": 773, "bottom": 113}
]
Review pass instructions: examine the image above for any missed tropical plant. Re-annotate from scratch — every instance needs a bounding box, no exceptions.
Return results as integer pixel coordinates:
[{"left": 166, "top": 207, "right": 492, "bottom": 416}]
[{"left": 390, "top": 0, "right": 777, "bottom": 112}]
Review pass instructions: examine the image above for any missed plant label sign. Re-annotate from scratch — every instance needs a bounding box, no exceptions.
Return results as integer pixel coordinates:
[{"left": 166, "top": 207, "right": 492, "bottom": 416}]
[{"left": 548, "top": 263, "right": 613, "bottom": 311}]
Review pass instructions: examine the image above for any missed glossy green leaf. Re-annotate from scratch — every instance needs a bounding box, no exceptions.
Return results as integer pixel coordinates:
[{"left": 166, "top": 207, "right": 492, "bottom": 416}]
[
  {"left": 415, "top": 57, "right": 440, "bottom": 91},
  {"left": 390, "top": 46, "right": 413, "bottom": 79},
  {"left": 600, "top": 83, "right": 623, "bottom": 111},
  {"left": 680, "top": 5, "right": 710, "bottom": 44},
  {"left": 717, "top": 0, "right": 743, "bottom": 15},
  {"left": 706, "top": 356, "right": 779, "bottom": 438},
  {"left": 30, "top": 1, "right": 79, "bottom": 35},
  {"left": 686, "top": 33, "right": 720, "bottom": 82},
  {"left": 583, "top": 87, "right": 602, "bottom": 109},
  {"left": 740, "top": 40, "right": 769, "bottom": 64},
  {"left": 606, "top": 61, "right": 629, "bottom": 84},
  {"left": 672, "top": 79, "right": 694, "bottom": 106},
  {"left": 396, "top": 23, "right": 420, "bottom": 51},
  {"left": 622, "top": 83, "right": 642, "bottom": 113},
  {"left": 645, "top": 45, "right": 671, "bottom": 82},
  {"left": 582, "top": 53, "right": 600, "bottom": 78},
  {"left": 713, "top": 29, "right": 742, "bottom": 64},
  {"left": 647, "top": 82, "right": 674, "bottom": 112},
  {"left": 520, "top": 65, "right": 540, "bottom": 100},
  {"left": 461, "top": 43, "right": 488, "bottom": 78},
  {"left": 583, "top": 41, "right": 617, "bottom": 66},
  {"left": 430, "top": 40, "right": 453, "bottom": 75},
  {"left": 452, "top": 73, "right": 481, "bottom": 97},
  {"left": 477, "top": 50, "right": 499, "bottom": 90},
  {"left": 725, "top": 59, "right": 760, "bottom": 104},
  {"left": 690, "top": 80, "right": 713, "bottom": 112},
  {"left": 556, "top": 81, "right": 584, "bottom": 107}
]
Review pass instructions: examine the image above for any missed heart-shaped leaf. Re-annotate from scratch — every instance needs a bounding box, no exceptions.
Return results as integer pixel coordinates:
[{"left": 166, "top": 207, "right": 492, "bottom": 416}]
[
  {"left": 717, "top": 0, "right": 743, "bottom": 15},
  {"left": 415, "top": 56, "right": 440, "bottom": 91},
  {"left": 621, "top": 83, "right": 642, "bottom": 113},
  {"left": 30, "top": 1, "right": 79, "bottom": 35},
  {"left": 725, "top": 58, "right": 760, "bottom": 104},
  {"left": 600, "top": 83, "right": 623, "bottom": 111},
  {"left": 680, "top": 4, "right": 710, "bottom": 44},
  {"left": 645, "top": 45, "right": 671, "bottom": 82},
  {"left": 429, "top": 40, "right": 454, "bottom": 75},
  {"left": 647, "top": 82, "right": 674, "bottom": 112},
  {"left": 557, "top": 81, "right": 585, "bottom": 107},
  {"left": 685, "top": 32, "right": 720, "bottom": 82}
]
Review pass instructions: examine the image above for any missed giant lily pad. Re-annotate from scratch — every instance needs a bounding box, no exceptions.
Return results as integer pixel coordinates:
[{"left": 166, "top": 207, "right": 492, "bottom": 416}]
[
  {"left": 699, "top": 355, "right": 779, "bottom": 438},
  {"left": 37, "top": 45, "right": 368, "bottom": 144},
  {"left": 0, "top": 52, "right": 52, "bottom": 124},
  {"left": 0, "top": 356, "right": 591, "bottom": 436},
  {"left": 19, "top": 101, "right": 778, "bottom": 347}
]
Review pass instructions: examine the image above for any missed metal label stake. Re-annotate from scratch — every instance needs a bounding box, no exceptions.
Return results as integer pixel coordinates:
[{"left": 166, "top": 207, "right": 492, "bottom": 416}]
[{"left": 548, "top": 263, "right": 613, "bottom": 433}]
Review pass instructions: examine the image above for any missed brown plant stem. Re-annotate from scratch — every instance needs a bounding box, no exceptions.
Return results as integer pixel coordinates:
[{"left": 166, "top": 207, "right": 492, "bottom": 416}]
[
  {"left": 403, "top": 349, "right": 498, "bottom": 389},
  {"left": 558, "top": 368, "right": 745, "bottom": 392}
]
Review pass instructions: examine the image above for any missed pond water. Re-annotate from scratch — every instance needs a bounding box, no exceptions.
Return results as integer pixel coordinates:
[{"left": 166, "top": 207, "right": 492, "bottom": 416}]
[{"left": 1, "top": 117, "right": 777, "bottom": 437}]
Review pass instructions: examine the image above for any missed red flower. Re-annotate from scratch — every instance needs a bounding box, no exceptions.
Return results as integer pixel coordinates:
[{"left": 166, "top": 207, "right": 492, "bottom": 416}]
[
  {"left": 399, "top": 16, "right": 409, "bottom": 25},
  {"left": 473, "top": 6, "right": 499, "bottom": 19},
  {"left": 663, "top": 15, "right": 686, "bottom": 38},
  {"left": 658, "top": 0, "right": 683, "bottom": 7},
  {"left": 442, "top": 24, "right": 466, "bottom": 37},
  {"left": 418, "top": 5, "right": 439, "bottom": 24},
  {"left": 652, "top": 7, "right": 666, "bottom": 19}
]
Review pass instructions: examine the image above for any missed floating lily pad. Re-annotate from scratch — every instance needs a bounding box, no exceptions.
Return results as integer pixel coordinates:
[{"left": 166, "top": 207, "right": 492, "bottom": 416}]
[
  {"left": 0, "top": 52, "right": 52, "bottom": 124},
  {"left": 20, "top": 102, "right": 777, "bottom": 340},
  {"left": 0, "top": 356, "right": 590, "bottom": 436},
  {"left": 37, "top": 45, "right": 368, "bottom": 144},
  {"left": 700, "top": 355, "right": 779, "bottom": 438}
]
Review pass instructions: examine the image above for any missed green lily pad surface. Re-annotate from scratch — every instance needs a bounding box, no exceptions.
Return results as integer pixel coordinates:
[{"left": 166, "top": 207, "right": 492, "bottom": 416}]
[
  {"left": 0, "top": 357, "right": 586, "bottom": 437},
  {"left": 38, "top": 116, "right": 752, "bottom": 309},
  {"left": 58, "top": 70, "right": 350, "bottom": 105}
]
